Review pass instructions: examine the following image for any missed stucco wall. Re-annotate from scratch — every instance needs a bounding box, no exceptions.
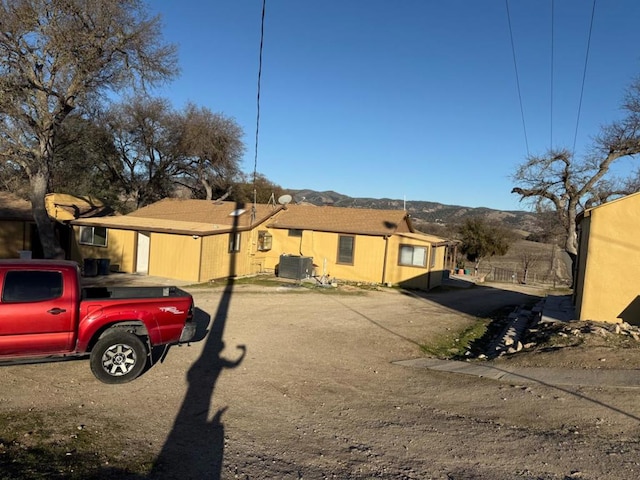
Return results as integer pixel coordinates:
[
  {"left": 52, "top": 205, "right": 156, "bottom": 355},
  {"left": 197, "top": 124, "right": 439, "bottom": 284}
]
[{"left": 577, "top": 194, "right": 640, "bottom": 324}]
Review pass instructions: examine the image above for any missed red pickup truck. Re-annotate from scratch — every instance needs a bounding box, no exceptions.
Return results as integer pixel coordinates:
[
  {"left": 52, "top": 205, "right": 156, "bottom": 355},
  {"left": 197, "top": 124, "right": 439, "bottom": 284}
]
[{"left": 0, "top": 260, "right": 195, "bottom": 384}]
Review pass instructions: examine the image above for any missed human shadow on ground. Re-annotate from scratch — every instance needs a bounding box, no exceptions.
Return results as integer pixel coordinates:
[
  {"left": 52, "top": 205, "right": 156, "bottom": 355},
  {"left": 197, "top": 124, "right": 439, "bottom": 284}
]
[
  {"left": 147, "top": 204, "right": 246, "bottom": 479},
  {"left": 148, "top": 279, "right": 245, "bottom": 479}
]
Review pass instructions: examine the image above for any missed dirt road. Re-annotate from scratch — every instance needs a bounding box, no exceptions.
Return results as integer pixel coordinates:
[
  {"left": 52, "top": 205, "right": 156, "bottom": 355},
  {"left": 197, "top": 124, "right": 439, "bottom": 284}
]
[{"left": 2, "top": 281, "right": 640, "bottom": 479}]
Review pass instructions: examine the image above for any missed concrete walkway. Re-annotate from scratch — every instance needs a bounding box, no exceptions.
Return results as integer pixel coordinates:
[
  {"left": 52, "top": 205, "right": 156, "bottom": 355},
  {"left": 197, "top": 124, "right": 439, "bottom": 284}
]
[
  {"left": 394, "top": 357, "right": 640, "bottom": 388},
  {"left": 396, "top": 292, "right": 640, "bottom": 388}
]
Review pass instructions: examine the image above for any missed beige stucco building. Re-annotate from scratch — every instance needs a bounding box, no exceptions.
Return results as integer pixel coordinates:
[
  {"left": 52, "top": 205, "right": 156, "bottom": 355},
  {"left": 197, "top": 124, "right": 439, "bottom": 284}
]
[
  {"left": 69, "top": 198, "right": 451, "bottom": 290},
  {"left": 574, "top": 192, "right": 640, "bottom": 325}
]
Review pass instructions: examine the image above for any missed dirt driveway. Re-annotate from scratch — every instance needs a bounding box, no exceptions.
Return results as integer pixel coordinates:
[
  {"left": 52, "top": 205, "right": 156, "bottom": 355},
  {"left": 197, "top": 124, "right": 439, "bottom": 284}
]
[{"left": 2, "top": 281, "right": 640, "bottom": 479}]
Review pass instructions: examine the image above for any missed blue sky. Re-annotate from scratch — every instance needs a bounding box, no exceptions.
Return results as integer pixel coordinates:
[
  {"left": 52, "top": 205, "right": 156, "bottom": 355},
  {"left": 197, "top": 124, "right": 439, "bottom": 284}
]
[{"left": 147, "top": 1, "right": 640, "bottom": 211}]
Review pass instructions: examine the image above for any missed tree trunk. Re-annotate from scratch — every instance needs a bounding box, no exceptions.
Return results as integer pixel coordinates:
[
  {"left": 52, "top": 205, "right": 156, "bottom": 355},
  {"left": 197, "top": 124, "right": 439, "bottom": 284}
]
[
  {"left": 29, "top": 171, "right": 64, "bottom": 259},
  {"left": 200, "top": 178, "right": 213, "bottom": 201}
]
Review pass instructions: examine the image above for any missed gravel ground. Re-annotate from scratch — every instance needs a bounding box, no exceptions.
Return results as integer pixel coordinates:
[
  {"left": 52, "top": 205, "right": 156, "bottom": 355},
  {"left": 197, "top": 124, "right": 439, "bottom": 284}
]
[{"left": 2, "top": 280, "right": 640, "bottom": 479}]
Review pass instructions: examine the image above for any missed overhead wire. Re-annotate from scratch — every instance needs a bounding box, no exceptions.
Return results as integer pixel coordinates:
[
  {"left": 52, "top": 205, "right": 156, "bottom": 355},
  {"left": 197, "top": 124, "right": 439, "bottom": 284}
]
[
  {"left": 505, "top": 0, "right": 530, "bottom": 157},
  {"left": 550, "top": 0, "right": 554, "bottom": 150},
  {"left": 572, "top": 0, "right": 597, "bottom": 154},
  {"left": 507, "top": 0, "right": 596, "bottom": 158},
  {"left": 252, "top": 0, "right": 267, "bottom": 222}
]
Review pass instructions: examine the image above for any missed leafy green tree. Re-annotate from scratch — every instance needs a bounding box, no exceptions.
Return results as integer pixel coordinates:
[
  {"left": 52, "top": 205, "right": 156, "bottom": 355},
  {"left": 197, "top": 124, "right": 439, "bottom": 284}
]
[
  {"left": 0, "top": 0, "right": 177, "bottom": 257},
  {"left": 104, "top": 97, "right": 183, "bottom": 210},
  {"left": 230, "top": 172, "right": 285, "bottom": 204},
  {"left": 52, "top": 114, "right": 123, "bottom": 208},
  {"left": 457, "top": 218, "right": 514, "bottom": 270},
  {"left": 179, "top": 103, "right": 244, "bottom": 200}
]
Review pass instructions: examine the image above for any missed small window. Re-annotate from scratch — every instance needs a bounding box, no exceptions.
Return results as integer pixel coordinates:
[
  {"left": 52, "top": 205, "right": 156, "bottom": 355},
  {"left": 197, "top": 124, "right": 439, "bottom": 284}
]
[
  {"left": 2, "top": 271, "right": 63, "bottom": 303},
  {"left": 288, "top": 229, "right": 302, "bottom": 238},
  {"left": 430, "top": 246, "right": 437, "bottom": 268},
  {"left": 257, "top": 231, "right": 272, "bottom": 251},
  {"left": 337, "top": 235, "right": 355, "bottom": 264},
  {"left": 79, "top": 226, "right": 107, "bottom": 247},
  {"left": 229, "top": 232, "right": 241, "bottom": 253},
  {"left": 399, "top": 245, "right": 427, "bottom": 267}
]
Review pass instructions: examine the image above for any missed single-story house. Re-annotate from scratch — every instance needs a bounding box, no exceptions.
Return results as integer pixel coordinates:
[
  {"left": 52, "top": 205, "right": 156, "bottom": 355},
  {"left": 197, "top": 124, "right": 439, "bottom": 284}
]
[
  {"left": 574, "top": 191, "right": 640, "bottom": 325},
  {"left": 70, "top": 198, "right": 452, "bottom": 290},
  {"left": 262, "top": 203, "right": 450, "bottom": 290}
]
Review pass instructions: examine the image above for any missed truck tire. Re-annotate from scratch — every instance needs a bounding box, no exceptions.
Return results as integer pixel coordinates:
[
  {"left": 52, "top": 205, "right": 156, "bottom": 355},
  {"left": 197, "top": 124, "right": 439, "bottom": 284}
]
[{"left": 90, "top": 331, "right": 148, "bottom": 384}]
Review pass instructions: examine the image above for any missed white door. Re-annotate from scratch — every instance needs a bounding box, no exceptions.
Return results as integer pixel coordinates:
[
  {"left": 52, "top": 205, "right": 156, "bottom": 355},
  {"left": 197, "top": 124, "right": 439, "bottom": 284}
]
[{"left": 136, "top": 232, "right": 150, "bottom": 274}]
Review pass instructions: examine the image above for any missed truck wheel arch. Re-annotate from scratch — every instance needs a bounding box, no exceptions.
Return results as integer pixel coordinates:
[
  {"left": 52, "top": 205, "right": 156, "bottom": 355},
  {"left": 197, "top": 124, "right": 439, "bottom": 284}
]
[{"left": 89, "top": 322, "right": 150, "bottom": 352}]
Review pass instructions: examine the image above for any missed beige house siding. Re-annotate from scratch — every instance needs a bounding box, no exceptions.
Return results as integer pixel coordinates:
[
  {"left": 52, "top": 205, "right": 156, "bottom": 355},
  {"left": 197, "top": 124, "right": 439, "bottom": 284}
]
[
  {"left": 0, "top": 221, "right": 33, "bottom": 258},
  {"left": 148, "top": 233, "right": 202, "bottom": 282},
  {"left": 198, "top": 230, "right": 258, "bottom": 282},
  {"left": 261, "top": 227, "right": 446, "bottom": 288},
  {"left": 71, "top": 228, "right": 136, "bottom": 273},
  {"left": 573, "top": 215, "right": 591, "bottom": 320},
  {"left": 575, "top": 192, "right": 640, "bottom": 324},
  {"left": 385, "top": 237, "right": 444, "bottom": 290}
]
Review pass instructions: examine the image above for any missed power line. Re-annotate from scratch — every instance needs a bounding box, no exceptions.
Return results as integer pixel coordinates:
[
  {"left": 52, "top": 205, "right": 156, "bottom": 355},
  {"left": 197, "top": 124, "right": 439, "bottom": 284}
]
[
  {"left": 572, "top": 0, "right": 597, "bottom": 154},
  {"left": 505, "top": 0, "right": 530, "bottom": 157},
  {"left": 252, "top": 0, "right": 266, "bottom": 220},
  {"left": 550, "top": 0, "right": 554, "bottom": 150}
]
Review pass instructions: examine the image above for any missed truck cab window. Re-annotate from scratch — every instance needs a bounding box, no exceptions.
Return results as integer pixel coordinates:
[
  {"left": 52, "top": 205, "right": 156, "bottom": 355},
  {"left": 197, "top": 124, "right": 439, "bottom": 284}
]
[{"left": 2, "top": 271, "right": 63, "bottom": 303}]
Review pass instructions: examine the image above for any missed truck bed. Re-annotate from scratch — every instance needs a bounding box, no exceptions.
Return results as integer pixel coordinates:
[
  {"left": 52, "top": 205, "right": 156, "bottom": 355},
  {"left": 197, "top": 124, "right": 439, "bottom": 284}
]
[{"left": 82, "top": 286, "right": 190, "bottom": 300}]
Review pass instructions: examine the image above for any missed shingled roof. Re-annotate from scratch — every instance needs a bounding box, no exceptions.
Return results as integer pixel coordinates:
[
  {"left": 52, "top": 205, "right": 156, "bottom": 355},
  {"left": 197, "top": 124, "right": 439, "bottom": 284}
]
[
  {"left": 72, "top": 199, "right": 284, "bottom": 234},
  {"left": 267, "top": 204, "right": 412, "bottom": 236},
  {"left": 128, "top": 199, "right": 282, "bottom": 227}
]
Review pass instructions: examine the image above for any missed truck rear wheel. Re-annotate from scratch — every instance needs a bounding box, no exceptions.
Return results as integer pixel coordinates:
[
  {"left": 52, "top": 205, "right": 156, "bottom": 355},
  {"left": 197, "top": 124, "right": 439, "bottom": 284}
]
[{"left": 90, "top": 331, "right": 147, "bottom": 384}]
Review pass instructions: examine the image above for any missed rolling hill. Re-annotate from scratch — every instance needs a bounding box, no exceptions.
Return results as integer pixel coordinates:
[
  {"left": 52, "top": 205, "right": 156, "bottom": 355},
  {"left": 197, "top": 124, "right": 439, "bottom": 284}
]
[{"left": 288, "top": 189, "right": 540, "bottom": 234}]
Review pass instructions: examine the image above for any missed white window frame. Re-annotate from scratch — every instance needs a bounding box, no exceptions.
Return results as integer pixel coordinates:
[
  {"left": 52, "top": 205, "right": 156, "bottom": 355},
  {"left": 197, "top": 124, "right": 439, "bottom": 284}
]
[
  {"left": 79, "top": 226, "right": 108, "bottom": 247},
  {"left": 399, "top": 244, "right": 427, "bottom": 267},
  {"left": 229, "top": 232, "right": 241, "bottom": 253}
]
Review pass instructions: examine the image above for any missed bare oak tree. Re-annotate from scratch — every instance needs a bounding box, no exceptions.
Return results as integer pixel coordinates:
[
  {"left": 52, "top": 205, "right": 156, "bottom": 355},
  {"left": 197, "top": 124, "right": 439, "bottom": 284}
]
[
  {"left": 512, "top": 77, "right": 640, "bottom": 265},
  {"left": 0, "top": 0, "right": 177, "bottom": 257}
]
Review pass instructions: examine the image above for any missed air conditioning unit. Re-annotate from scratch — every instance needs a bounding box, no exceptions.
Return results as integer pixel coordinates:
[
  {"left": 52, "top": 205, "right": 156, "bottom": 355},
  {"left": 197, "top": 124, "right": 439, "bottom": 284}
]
[{"left": 278, "top": 255, "right": 314, "bottom": 280}]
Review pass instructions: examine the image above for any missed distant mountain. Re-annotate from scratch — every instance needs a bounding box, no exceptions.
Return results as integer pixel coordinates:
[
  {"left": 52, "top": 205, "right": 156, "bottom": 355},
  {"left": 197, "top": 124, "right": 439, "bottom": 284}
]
[{"left": 288, "top": 189, "right": 540, "bottom": 234}]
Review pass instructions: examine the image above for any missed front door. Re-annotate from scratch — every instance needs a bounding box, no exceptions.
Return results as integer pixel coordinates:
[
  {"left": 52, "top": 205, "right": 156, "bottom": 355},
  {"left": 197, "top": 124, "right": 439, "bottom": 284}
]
[{"left": 136, "top": 232, "right": 150, "bottom": 274}]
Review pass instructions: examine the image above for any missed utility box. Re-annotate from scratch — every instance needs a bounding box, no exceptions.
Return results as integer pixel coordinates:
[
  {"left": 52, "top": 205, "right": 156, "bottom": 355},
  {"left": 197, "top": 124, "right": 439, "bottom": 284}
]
[{"left": 278, "top": 255, "right": 314, "bottom": 280}]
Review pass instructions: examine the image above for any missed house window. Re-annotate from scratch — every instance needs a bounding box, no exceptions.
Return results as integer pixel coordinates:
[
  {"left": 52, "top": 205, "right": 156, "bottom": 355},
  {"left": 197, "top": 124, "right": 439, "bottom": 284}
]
[
  {"left": 229, "top": 232, "right": 241, "bottom": 253},
  {"left": 430, "top": 246, "right": 437, "bottom": 268},
  {"left": 337, "top": 235, "right": 355, "bottom": 264},
  {"left": 288, "top": 229, "right": 302, "bottom": 237},
  {"left": 79, "top": 226, "right": 107, "bottom": 247},
  {"left": 257, "top": 231, "right": 272, "bottom": 251},
  {"left": 399, "top": 244, "right": 427, "bottom": 267}
]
